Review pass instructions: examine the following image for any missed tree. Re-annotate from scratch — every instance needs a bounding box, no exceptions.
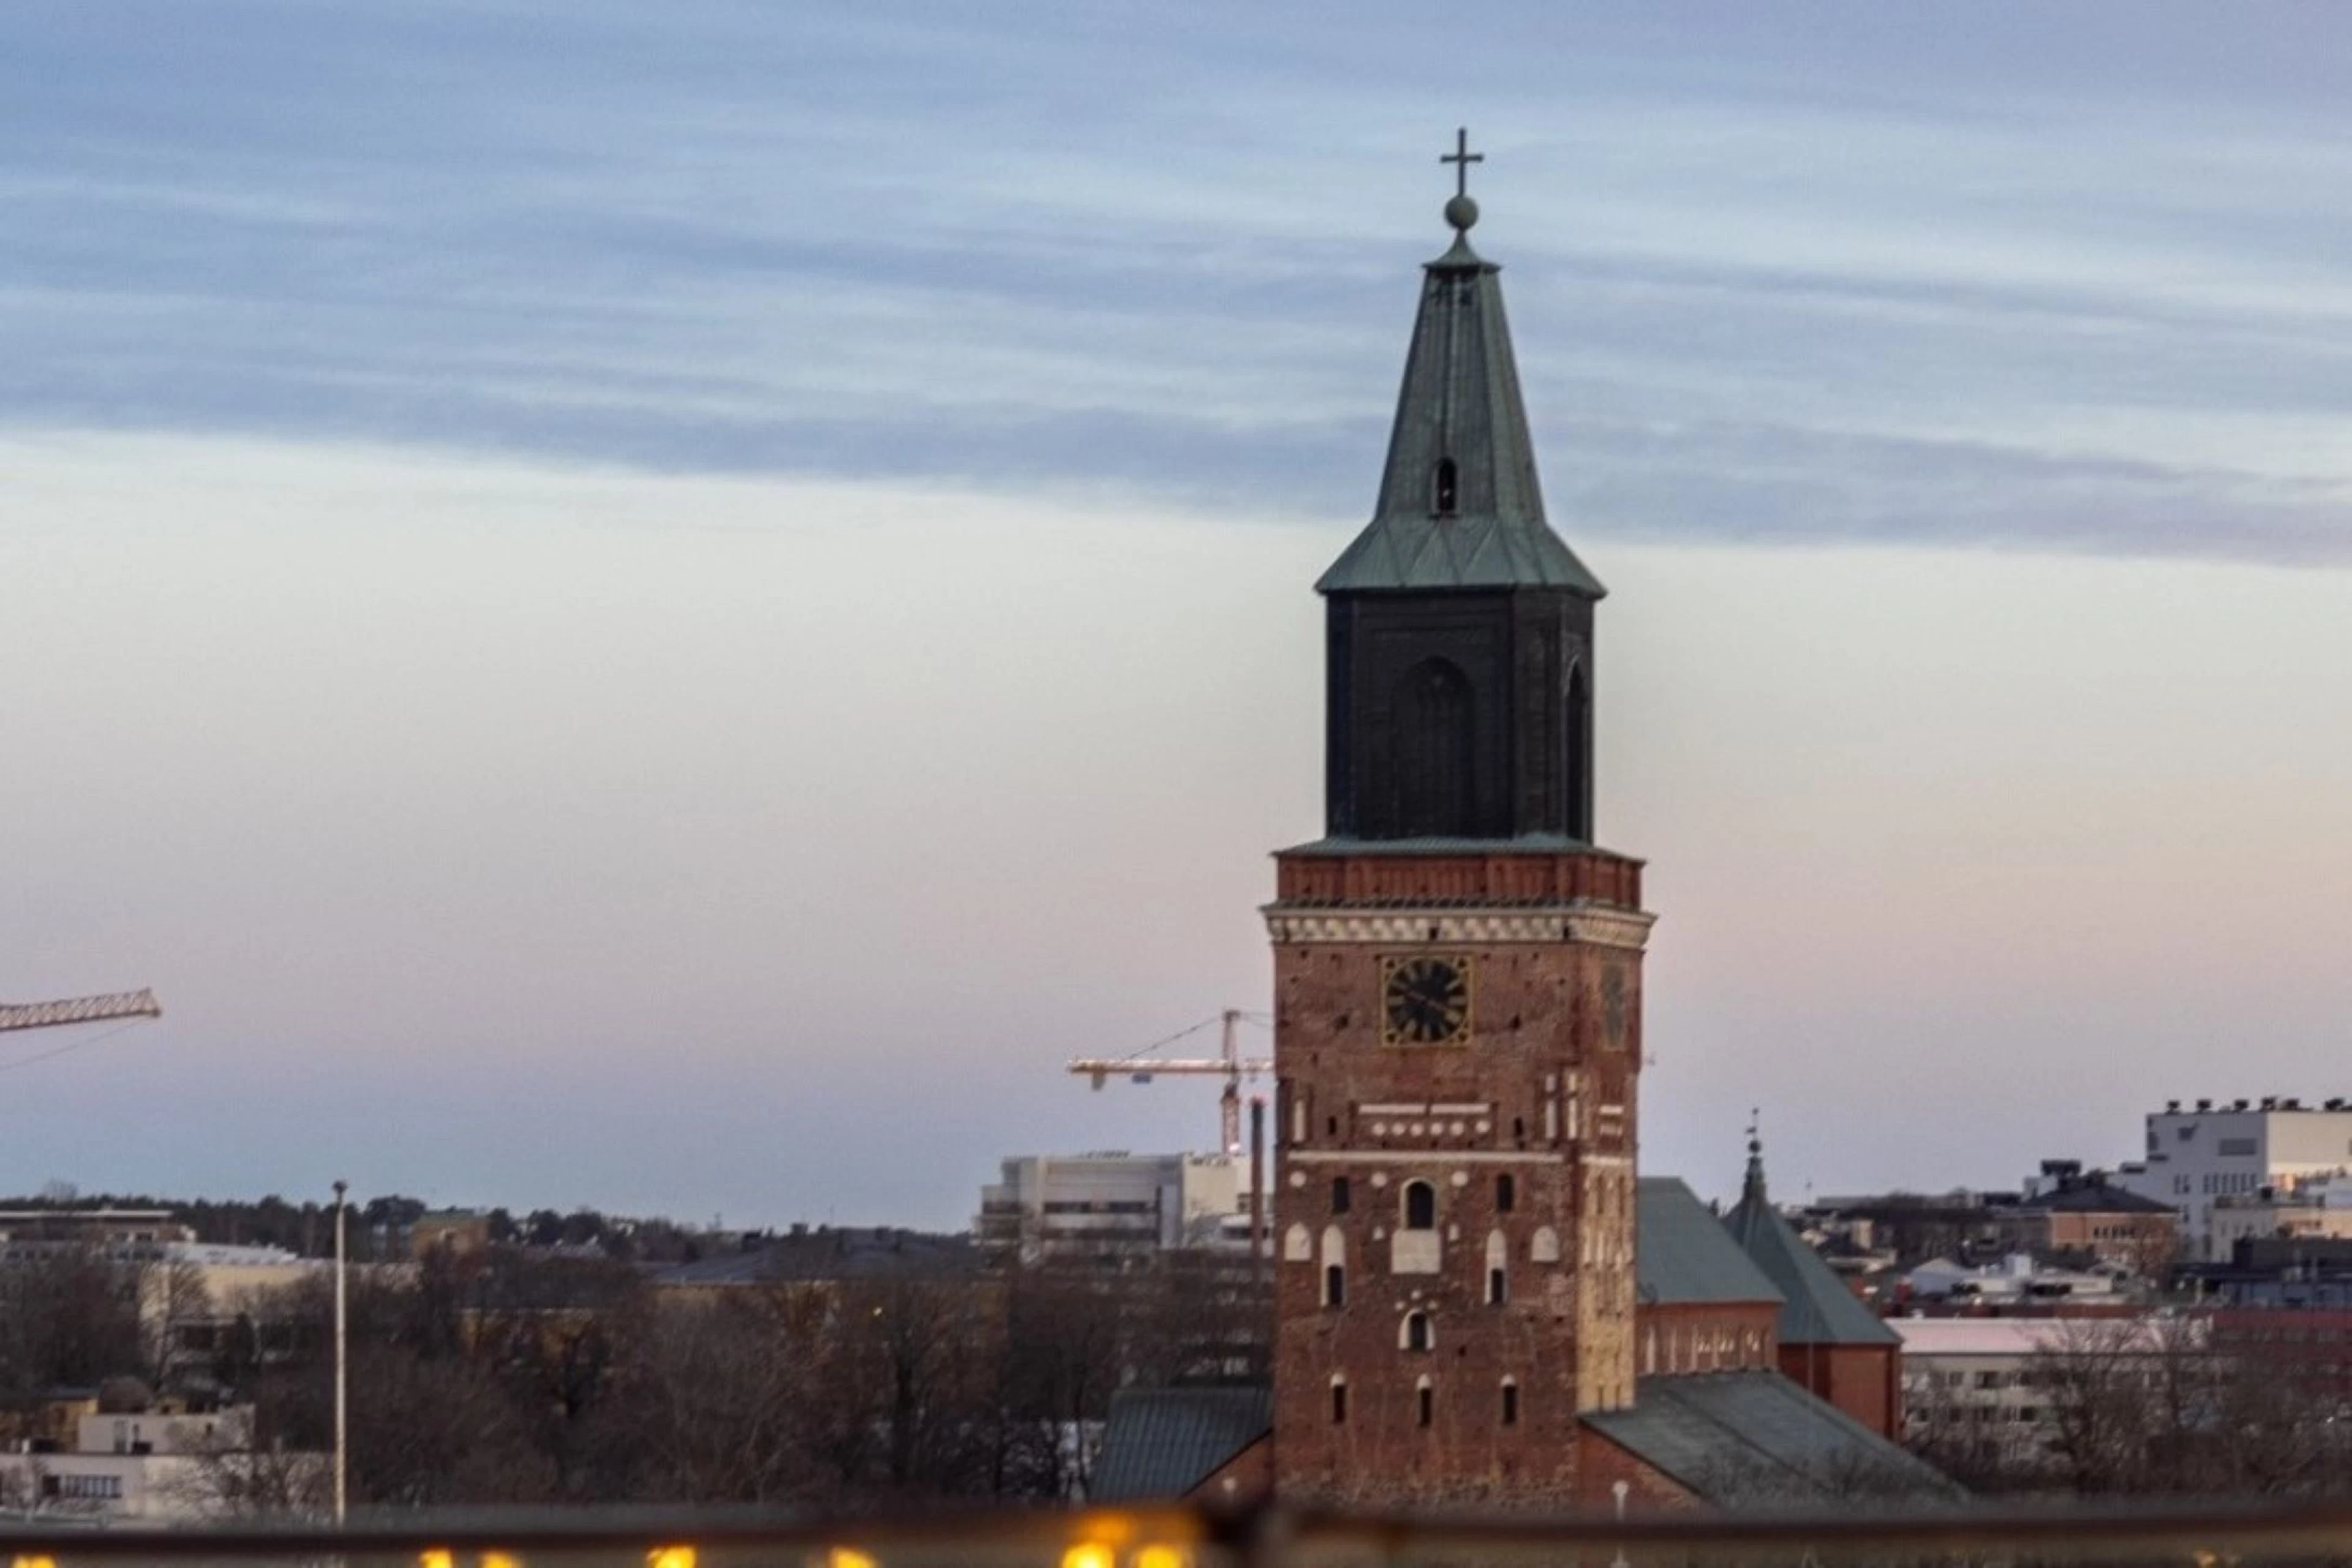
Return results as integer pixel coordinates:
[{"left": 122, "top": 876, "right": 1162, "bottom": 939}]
[{"left": 0, "top": 1246, "right": 146, "bottom": 1427}]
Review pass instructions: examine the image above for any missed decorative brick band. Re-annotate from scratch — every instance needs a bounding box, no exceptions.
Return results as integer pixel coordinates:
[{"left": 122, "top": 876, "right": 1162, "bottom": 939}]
[{"left": 1262, "top": 905, "right": 1656, "bottom": 950}]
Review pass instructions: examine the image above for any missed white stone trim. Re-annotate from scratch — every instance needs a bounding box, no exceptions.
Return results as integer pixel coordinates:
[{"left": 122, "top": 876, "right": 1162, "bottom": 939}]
[
  {"left": 1284, "top": 1150, "right": 1566, "bottom": 1165},
  {"left": 1264, "top": 906, "right": 1656, "bottom": 949}
]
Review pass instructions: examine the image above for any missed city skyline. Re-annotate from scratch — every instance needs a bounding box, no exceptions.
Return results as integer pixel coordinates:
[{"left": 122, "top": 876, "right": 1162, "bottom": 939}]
[{"left": 6, "top": 2, "right": 2351, "bottom": 1229}]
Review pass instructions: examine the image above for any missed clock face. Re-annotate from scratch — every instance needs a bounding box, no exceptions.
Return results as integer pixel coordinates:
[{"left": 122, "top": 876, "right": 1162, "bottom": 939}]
[{"left": 1383, "top": 955, "right": 1471, "bottom": 1046}]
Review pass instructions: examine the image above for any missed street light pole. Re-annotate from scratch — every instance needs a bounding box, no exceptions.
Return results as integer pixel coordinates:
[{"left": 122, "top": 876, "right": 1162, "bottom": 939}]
[{"left": 333, "top": 1178, "right": 348, "bottom": 1526}]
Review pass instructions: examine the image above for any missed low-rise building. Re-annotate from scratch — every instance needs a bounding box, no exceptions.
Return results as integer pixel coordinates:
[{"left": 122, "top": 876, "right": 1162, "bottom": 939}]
[
  {"left": 2206, "top": 1177, "right": 2352, "bottom": 1259},
  {"left": 977, "top": 1152, "right": 1251, "bottom": 1265},
  {"left": 2001, "top": 1162, "right": 2179, "bottom": 1274},
  {"left": 0, "top": 1401, "right": 322, "bottom": 1525},
  {"left": 1894, "top": 1314, "right": 2196, "bottom": 1478},
  {"left": 1903, "top": 1251, "right": 2127, "bottom": 1306}
]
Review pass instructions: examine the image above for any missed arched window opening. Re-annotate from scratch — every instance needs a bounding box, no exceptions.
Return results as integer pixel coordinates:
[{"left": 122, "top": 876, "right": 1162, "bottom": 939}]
[
  {"left": 1324, "top": 1264, "right": 1346, "bottom": 1308},
  {"left": 1283, "top": 1223, "right": 1311, "bottom": 1262},
  {"left": 1484, "top": 1229, "right": 1509, "bottom": 1305},
  {"left": 1496, "top": 1174, "right": 1515, "bottom": 1213},
  {"left": 1403, "top": 1311, "right": 1433, "bottom": 1352},
  {"left": 1389, "top": 658, "right": 1475, "bottom": 837},
  {"left": 1564, "top": 660, "right": 1592, "bottom": 840},
  {"left": 1330, "top": 1377, "right": 1348, "bottom": 1425},
  {"left": 1501, "top": 1380, "right": 1520, "bottom": 1427},
  {"left": 1332, "top": 1177, "right": 1351, "bottom": 1215},
  {"left": 1433, "top": 457, "right": 1460, "bottom": 516},
  {"left": 1403, "top": 1180, "right": 1437, "bottom": 1231},
  {"left": 1417, "top": 1379, "right": 1434, "bottom": 1428}
]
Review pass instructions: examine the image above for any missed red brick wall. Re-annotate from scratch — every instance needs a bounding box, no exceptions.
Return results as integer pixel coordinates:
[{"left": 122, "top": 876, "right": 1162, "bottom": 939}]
[
  {"left": 1269, "top": 852, "right": 1647, "bottom": 1507},
  {"left": 1779, "top": 1342, "right": 1901, "bottom": 1439},
  {"left": 1575, "top": 1427, "right": 1698, "bottom": 1513},
  {"left": 1186, "top": 1435, "right": 1273, "bottom": 1507}
]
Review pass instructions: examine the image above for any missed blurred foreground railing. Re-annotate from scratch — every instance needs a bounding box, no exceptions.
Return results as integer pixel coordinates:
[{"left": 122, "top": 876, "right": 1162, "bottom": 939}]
[{"left": 14, "top": 1500, "right": 2352, "bottom": 1568}]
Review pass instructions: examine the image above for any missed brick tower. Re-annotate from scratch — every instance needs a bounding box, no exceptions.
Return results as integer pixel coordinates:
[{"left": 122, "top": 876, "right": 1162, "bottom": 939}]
[{"left": 1267, "top": 138, "right": 1654, "bottom": 1507}]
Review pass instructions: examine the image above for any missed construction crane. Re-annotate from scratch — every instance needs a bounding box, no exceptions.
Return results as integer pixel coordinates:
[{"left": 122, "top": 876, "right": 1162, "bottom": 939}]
[
  {"left": 1068, "top": 1008, "right": 1272, "bottom": 1157},
  {"left": 0, "top": 988, "right": 162, "bottom": 1036}
]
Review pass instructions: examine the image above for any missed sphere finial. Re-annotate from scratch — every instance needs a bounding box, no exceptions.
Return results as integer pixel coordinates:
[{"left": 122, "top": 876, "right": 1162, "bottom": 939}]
[{"left": 1440, "top": 127, "right": 1484, "bottom": 234}]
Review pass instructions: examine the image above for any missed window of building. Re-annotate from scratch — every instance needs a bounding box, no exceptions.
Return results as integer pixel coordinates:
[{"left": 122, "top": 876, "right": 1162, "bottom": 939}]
[
  {"left": 1332, "top": 1176, "right": 1351, "bottom": 1214},
  {"left": 1496, "top": 1174, "right": 1515, "bottom": 1213},
  {"left": 1403, "top": 1180, "right": 1437, "bottom": 1231},
  {"left": 1330, "top": 1377, "right": 1347, "bottom": 1425},
  {"left": 1488, "top": 1267, "right": 1507, "bottom": 1305},
  {"left": 1404, "top": 1311, "right": 1433, "bottom": 1352},
  {"left": 1417, "top": 1378, "right": 1434, "bottom": 1427},
  {"left": 1501, "top": 1379, "right": 1520, "bottom": 1426},
  {"left": 1324, "top": 1263, "right": 1346, "bottom": 1307},
  {"left": 1433, "top": 458, "right": 1459, "bottom": 516}
]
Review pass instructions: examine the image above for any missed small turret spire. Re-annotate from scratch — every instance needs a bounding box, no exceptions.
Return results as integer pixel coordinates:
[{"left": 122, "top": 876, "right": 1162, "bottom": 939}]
[{"left": 1743, "top": 1108, "right": 1768, "bottom": 1205}]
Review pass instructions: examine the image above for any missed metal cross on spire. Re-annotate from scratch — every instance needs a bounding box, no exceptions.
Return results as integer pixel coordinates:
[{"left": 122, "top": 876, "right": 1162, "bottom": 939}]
[{"left": 1441, "top": 127, "right": 1483, "bottom": 200}]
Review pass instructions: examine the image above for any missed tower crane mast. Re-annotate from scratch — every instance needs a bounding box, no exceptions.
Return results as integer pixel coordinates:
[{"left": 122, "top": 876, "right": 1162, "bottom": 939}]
[{"left": 1068, "top": 1008, "right": 1272, "bottom": 1156}]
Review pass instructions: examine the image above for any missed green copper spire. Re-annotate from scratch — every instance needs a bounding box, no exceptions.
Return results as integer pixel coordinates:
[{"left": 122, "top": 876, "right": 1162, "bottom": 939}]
[{"left": 1317, "top": 132, "right": 1605, "bottom": 598}]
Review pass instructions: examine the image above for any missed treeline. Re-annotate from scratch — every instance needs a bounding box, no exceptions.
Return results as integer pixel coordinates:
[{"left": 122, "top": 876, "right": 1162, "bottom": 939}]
[
  {"left": 0, "top": 1190, "right": 722, "bottom": 1264},
  {"left": 1, "top": 1241, "right": 1265, "bottom": 1513}
]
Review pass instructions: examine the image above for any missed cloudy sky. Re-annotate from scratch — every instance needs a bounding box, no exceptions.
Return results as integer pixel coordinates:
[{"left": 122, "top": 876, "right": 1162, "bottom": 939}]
[{"left": 4, "top": 2, "right": 2350, "bottom": 1227}]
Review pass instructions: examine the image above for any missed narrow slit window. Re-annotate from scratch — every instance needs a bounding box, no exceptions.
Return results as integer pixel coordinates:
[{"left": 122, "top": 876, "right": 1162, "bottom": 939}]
[
  {"left": 1331, "top": 1379, "right": 1348, "bottom": 1424},
  {"left": 1417, "top": 1381, "right": 1434, "bottom": 1428},
  {"left": 1324, "top": 1263, "right": 1346, "bottom": 1308},
  {"left": 1433, "top": 458, "right": 1460, "bottom": 515},
  {"left": 1501, "top": 1382, "right": 1520, "bottom": 1426},
  {"left": 1487, "top": 1267, "right": 1507, "bottom": 1305},
  {"left": 1405, "top": 1311, "right": 1432, "bottom": 1352},
  {"left": 1496, "top": 1174, "right": 1515, "bottom": 1213},
  {"left": 1332, "top": 1177, "right": 1352, "bottom": 1215}
]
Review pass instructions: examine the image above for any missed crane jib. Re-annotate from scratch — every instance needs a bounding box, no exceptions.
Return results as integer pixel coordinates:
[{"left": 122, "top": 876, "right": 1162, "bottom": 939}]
[{"left": 0, "top": 989, "right": 164, "bottom": 1035}]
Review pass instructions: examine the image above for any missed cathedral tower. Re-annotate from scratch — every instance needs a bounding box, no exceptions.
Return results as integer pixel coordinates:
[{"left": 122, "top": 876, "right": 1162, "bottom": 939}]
[{"left": 1267, "top": 137, "right": 1655, "bottom": 1507}]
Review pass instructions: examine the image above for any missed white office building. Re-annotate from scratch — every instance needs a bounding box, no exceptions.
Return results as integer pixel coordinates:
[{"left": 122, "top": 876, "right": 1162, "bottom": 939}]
[
  {"left": 976, "top": 1152, "right": 1252, "bottom": 1264},
  {"left": 2115, "top": 1098, "right": 2352, "bottom": 1261}
]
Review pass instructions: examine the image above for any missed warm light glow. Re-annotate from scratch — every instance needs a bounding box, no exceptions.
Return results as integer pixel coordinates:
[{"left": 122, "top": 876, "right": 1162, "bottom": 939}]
[
  {"left": 1060, "top": 1546, "right": 1115, "bottom": 1568},
  {"left": 1134, "top": 1547, "right": 1191, "bottom": 1568},
  {"left": 648, "top": 1550, "right": 696, "bottom": 1568},
  {"left": 825, "top": 1549, "right": 879, "bottom": 1568},
  {"left": 419, "top": 1552, "right": 454, "bottom": 1568},
  {"left": 483, "top": 1554, "right": 524, "bottom": 1568},
  {"left": 14, "top": 1556, "right": 59, "bottom": 1568}
]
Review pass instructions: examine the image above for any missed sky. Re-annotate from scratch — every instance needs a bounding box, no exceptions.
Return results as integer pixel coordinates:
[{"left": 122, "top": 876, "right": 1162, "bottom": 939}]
[{"left": 4, "top": 2, "right": 2350, "bottom": 1229}]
